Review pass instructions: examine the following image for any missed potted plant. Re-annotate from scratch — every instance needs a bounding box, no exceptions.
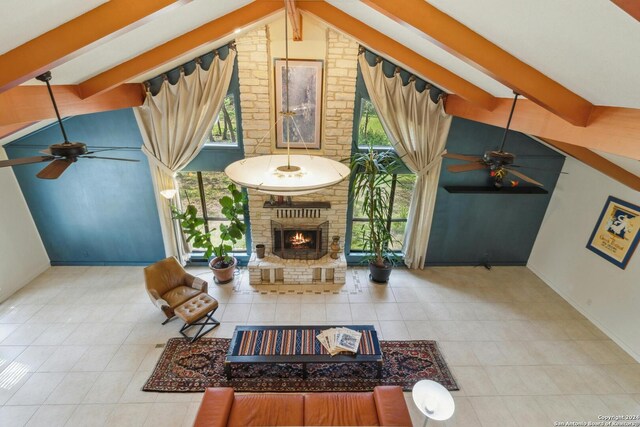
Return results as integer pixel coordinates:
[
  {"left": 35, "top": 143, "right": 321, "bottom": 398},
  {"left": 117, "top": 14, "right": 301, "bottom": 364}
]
[
  {"left": 172, "top": 183, "right": 246, "bottom": 284},
  {"left": 349, "top": 147, "right": 400, "bottom": 283}
]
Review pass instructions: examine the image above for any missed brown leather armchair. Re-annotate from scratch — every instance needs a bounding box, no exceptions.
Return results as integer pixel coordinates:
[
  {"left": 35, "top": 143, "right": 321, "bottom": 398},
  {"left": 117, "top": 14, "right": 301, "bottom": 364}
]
[{"left": 144, "top": 257, "right": 208, "bottom": 323}]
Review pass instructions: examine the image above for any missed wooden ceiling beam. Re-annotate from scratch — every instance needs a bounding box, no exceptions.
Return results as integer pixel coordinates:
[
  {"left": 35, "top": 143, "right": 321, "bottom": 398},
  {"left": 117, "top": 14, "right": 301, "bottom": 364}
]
[
  {"left": 0, "top": 0, "right": 191, "bottom": 94},
  {"left": 540, "top": 137, "right": 640, "bottom": 191},
  {"left": 446, "top": 95, "right": 640, "bottom": 160},
  {"left": 611, "top": 0, "right": 640, "bottom": 21},
  {"left": 78, "top": 1, "right": 283, "bottom": 99},
  {"left": 285, "top": 0, "right": 303, "bottom": 41},
  {"left": 298, "top": 1, "right": 497, "bottom": 111},
  {"left": 0, "top": 84, "right": 144, "bottom": 127},
  {"left": 362, "top": 0, "right": 594, "bottom": 127}
]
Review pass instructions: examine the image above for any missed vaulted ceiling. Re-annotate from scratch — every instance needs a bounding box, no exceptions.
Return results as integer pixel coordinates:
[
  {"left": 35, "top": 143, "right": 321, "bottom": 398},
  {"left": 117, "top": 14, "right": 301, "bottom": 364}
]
[{"left": 1, "top": 0, "right": 639, "bottom": 187}]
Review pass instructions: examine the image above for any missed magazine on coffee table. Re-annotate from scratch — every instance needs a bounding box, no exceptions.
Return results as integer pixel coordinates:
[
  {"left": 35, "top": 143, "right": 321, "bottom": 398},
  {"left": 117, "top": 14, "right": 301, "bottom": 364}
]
[{"left": 316, "top": 327, "right": 362, "bottom": 355}]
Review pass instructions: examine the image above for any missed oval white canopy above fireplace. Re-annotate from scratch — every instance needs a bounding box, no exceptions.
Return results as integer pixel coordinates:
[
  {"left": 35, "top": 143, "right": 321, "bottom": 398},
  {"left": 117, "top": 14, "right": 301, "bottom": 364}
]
[{"left": 225, "top": 155, "right": 350, "bottom": 196}]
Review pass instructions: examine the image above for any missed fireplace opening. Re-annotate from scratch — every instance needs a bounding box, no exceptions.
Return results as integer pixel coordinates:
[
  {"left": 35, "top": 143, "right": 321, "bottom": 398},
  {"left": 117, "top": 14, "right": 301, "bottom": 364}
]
[{"left": 272, "top": 220, "right": 328, "bottom": 260}]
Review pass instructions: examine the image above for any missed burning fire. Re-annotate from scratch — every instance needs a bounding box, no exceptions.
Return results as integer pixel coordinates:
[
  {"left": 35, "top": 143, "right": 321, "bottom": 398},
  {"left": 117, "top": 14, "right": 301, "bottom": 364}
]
[{"left": 289, "top": 232, "right": 311, "bottom": 246}]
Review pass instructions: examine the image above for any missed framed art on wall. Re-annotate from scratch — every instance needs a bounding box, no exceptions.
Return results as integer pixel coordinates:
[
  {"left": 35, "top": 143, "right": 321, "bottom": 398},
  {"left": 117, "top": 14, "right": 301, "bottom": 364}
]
[
  {"left": 586, "top": 196, "right": 640, "bottom": 269},
  {"left": 274, "top": 59, "right": 323, "bottom": 149}
]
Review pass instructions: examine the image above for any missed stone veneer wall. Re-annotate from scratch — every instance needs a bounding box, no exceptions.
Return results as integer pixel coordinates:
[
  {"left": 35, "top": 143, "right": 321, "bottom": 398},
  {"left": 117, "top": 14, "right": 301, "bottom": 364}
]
[{"left": 235, "top": 25, "right": 358, "bottom": 259}]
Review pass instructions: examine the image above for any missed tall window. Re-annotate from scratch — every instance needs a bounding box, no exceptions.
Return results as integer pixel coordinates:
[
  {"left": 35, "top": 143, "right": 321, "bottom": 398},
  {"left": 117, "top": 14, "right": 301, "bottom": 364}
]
[
  {"left": 349, "top": 99, "right": 414, "bottom": 253},
  {"left": 204, "top": 94, "right": 238, "bottom": 145},
  {"left": 175, "top": 171, "right": 248, "bottom": 252}
]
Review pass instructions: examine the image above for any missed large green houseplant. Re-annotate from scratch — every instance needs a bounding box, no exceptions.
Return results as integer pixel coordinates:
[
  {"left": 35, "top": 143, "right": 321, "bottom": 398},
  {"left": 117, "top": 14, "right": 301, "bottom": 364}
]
[
  {"left": 349, "top": 147, "right": 400, "bottom": 283},
  {"left": 173, "top": 183, "right": 247, "bottom": 284}
]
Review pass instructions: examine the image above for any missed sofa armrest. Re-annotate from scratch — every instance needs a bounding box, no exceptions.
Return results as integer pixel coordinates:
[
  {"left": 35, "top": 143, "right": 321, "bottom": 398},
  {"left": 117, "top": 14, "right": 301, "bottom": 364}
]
[
  {"left": 373, "top": 386, "right": 413, "bottom": 427},
  {"left": 148, "top": 289, "right": 174, "bottom": 319},
  {"left": 184, "top": 273, "right": 208, "bottom": 294},
  {"left": 193, "top": 388, "right": 234, "bottom": 427}
]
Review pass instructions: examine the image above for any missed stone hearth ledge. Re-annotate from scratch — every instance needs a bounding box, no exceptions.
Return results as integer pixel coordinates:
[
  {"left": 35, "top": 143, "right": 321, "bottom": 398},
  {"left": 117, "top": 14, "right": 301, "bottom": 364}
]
[{"left": 248, "top": 253, "right": 347, "bottom": 285}]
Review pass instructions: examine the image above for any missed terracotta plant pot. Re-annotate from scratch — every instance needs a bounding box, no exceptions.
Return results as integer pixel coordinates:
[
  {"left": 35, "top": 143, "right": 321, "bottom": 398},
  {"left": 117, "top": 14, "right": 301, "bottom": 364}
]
[
  {"left": 255, "top": 244, "right": 265, "bottom": 259},
  {"left": 209, "top": 256, "right": 237, "bottom": 284}
]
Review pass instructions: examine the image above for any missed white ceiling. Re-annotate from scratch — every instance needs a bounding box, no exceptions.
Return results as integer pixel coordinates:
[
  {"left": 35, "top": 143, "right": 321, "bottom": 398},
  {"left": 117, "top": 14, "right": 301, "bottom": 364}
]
[
  {"left": 0, "top": 0, "right": 108, "bottom": 55},
  {"left": 7, "top": 0, "right": 639, "bottom": 107},
  {"left": 426, "top": 0, "right": 640, "bottom": 108}
]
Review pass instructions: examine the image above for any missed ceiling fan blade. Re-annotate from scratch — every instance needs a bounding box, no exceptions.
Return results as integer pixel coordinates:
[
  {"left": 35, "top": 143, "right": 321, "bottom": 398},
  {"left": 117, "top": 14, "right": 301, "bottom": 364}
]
[
  {"left": 36, "top": 159, "right": 73, "bottom": 179},
  {"left": 40, "top": 148, "right": 52, "bottom": 155},
  {"left": 504, "top": 168, "right": 544, "bottom": 187},
  {"left": 447, "top": 162, "right": 487, "bottom": 173},
  {"left": 442, "top": 152, "right": 483, "bottom": 162},
  {"left": 82, "top": 156, "right": 139, "bottom": 162},
  {"left": 0, "top": 156, "right": 54, "bottom": 168}
]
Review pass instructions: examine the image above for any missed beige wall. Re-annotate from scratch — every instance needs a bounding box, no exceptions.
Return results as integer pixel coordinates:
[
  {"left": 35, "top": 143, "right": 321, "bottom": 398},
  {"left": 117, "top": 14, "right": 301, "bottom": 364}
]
[
  {"left": 0, "top": 147, "right": 49, "bottom": 302},
  {"left": 236, "top": 15, "right": 358, "bottom": 255}
]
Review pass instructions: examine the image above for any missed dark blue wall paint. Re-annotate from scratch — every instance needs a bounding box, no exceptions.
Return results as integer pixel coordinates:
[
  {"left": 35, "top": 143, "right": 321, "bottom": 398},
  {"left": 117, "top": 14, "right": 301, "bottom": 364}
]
[
  {"left": 5, "top": 108, "right": 165, "bottom": 265},
  {"left": 426, "top": 117, "right": 565, "bottom": 266}
]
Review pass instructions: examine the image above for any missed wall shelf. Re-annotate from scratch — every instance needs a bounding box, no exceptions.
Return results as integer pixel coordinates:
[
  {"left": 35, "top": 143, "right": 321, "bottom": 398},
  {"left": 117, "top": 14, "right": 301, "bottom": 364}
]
[{"left": 443, "top": 186, "right": 548, "bottom": 194}]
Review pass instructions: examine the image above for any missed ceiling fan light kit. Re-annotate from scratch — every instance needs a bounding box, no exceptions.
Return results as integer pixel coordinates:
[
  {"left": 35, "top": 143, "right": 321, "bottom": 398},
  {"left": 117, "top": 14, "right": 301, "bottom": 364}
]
[
  {"left": 443, "top": 91, "right": 544, "bottom": 188},
  {"left": 0, "top": 71, "right": 138, "bottom": 179}
]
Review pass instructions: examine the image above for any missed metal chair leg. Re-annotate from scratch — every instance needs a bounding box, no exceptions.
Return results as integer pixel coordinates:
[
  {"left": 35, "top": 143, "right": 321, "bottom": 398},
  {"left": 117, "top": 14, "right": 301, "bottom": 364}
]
[{"left": 179, "top": 310, "right": 220, "bottom": 343}]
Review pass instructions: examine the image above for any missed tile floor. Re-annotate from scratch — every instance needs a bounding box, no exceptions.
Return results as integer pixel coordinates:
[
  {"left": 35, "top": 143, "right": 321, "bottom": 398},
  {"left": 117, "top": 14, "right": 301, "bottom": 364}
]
[{"left": 0, "top": 265, "right": 639, "bottom": 426}]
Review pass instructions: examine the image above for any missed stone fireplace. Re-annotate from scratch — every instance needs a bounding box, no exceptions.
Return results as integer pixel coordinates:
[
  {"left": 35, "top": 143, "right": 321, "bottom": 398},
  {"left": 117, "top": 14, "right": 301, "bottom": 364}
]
[
  {"left": 236, "top": 21, "right": 358, "bottom": 284},
  {"left": 272, "top": 220, "right": 328, "bottom": 260}
]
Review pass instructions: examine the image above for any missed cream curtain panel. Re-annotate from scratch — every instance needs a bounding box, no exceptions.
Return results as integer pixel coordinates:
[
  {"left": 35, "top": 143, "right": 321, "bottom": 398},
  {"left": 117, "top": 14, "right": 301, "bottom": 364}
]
[
  {"left": 358, "top": 55, "right": 452, "bottom": 269},
  {"left": 135, "top": 49, "right": 237, "bottom": 263}
]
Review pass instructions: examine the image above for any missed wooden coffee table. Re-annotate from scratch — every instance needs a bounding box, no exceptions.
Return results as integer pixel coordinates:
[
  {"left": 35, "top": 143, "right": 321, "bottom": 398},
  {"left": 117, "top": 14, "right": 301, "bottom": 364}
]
[{"left": 224, "top": 325, "right": 383, "bottom": 380}]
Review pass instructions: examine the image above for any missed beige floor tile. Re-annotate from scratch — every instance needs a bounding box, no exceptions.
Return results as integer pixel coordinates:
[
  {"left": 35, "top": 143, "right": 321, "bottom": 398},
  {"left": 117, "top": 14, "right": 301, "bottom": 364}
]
[
  {"left": 72, "top": 345, "right": 119, "bottom": 372},
  {"left": 84, "top": 372, "right": 134, "bottom": 404},
  {"left": 247, "top": 303, "right": 277, "bottom": 322},
  {"left": 451, "top": 366, "right": 498, "bottom": 396},
  {"left": 7, "top": 372, "right": 66, "bottom": 405},
  {"left": 373, "top": 303, "right": 403, "bottom": 321},
  {"left": 65, "top": 404, "right": 115, "bottom": 427},
  {"left": 38, "top": 346, "right": 89, "bottom": 372},
  {"left": 485, "top": 366, "right": 530, "bottom": 395},
  {"left": 438, "top": 342, "right": 480, "bottom": 366},
  {"left": 143, "top": 402, "right": 190, "bottom": 427},
  {"left": 535, "top": 395, "right": 582, "bottom": 424},
  {"left": 0, "top": 405, "right": 38, "bottom": 427},
  {"left": 46, "top": 372, "right": 100, "bottom": 404},
  {"left": 25, "top": 404, "right": 76, "bottom": 427},
  {"left": 220, "top": 303, "right": 251, "bottom": 322},
  {"left": 299, "top": 303, "right": 326, "bottom": 322},
  {"left": 104, "top": 345, "right": 153, "bottom": 372},
  {"left": 105, "top": 403, "right": 153, "bottom": 427},
  {"left": 404, "top": 320, "right": 439, "bottom": 340},
  {"left": 0, "top": 323, "right": 49, "bottom": 346},
  {"left": 568, "top": 395, "right": 610, "bottom": 422},
  {"left": 503, "top": 395, "right": 553, "bottom": 426},
  {"left": 118, "top": 371, "right": 157, "bottom": 404},
  {"left": 350, "top": 303, "right": 377, "bottom": 321},
  {"left": 378, "top": 321, "right": 410, "bottom": 340},
  {"left": 469, "top": 396, "right": 517, "bottom": 427},
  {"left": 325, "top": 304, "right": 352, "bottom": 322},
  {"left": 397, "top": 303, "right": 428, "bottom": 321},
  {"left": 31, "top": 323, "right": 80, "bottom": 346}
]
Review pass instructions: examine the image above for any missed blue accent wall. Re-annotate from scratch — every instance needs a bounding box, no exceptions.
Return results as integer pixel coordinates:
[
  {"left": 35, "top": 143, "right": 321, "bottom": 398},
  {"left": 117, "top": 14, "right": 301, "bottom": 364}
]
[
  {"left": 426, "top": 117, "right": 565, "bottom": 266},
  {"left": 5, "top": 108, "right": 165, "bottom": 265}
]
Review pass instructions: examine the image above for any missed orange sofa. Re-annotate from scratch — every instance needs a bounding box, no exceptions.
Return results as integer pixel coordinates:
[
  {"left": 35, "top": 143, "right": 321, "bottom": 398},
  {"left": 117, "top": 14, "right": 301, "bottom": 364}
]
[{"left": 193, "top": 386, "right": 413, "bottom": 426}]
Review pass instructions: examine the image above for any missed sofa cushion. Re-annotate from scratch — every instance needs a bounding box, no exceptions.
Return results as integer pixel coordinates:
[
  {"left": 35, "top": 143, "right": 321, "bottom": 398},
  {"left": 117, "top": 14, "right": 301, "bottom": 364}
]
[
  {"left": 226, "top": 394, "right": 304, "bottom": 426},
  {"left": 373, "top": 386, "right": 413, "bottom": 426},
  {"left": 304, "top": 392, "right": 380, "bottom": 426},
  {"left": 194, "top": 388, "right": 234, "bottom": 427}
]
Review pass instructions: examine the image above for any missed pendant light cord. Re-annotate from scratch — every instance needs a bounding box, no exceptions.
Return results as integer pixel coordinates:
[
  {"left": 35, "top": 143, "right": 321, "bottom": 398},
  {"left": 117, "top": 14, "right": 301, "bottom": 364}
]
[{"left": 498, "top": 92, "right": 519, "bottom": 152}]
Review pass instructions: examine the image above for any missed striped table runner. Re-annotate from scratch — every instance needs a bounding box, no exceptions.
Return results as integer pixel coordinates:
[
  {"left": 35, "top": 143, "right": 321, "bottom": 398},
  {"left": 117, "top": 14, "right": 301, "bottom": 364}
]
[{"left": 233, "top": 328, "right": 380, "bottom": 356}]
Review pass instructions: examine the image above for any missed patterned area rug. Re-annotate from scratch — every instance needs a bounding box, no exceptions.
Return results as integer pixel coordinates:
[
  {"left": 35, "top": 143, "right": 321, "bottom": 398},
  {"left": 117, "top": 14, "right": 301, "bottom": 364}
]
[{"left": 143, "top": 338, "right": 458, "bottom": 392}]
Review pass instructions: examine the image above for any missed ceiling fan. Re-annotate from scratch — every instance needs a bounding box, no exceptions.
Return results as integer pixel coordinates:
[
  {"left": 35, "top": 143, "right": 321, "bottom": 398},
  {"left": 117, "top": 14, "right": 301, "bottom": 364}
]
[
  {"left": 442, "top": 92, "right": 543, "bottom": 188},
  {"left": 0, "top": 71, "right": 138, "bottom": 179}
]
